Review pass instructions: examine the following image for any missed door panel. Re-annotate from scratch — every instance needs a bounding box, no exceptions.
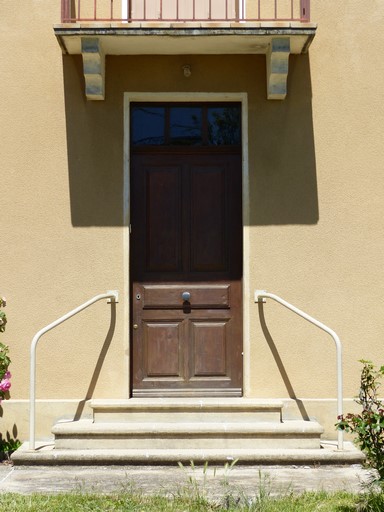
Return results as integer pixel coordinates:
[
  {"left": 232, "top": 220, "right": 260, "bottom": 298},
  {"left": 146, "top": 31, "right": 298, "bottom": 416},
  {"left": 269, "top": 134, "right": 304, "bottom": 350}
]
[
  {"left": 192, "top": 321, "right": 228, "bottom": 376},
  {"left": 144, "top": 321, "right": 182, "bottom": 377},
  {"left": 141, "top": 284, "right": 230, "bottom": 308},
  {"left": 190, "top": 166, "right": 226, "bottom": 271},
  {"left": 131, "top": 150, "right": 242, "bottom": 397},
  {"left": 146, "top": 166, "right": 182, "bottom": 272}
]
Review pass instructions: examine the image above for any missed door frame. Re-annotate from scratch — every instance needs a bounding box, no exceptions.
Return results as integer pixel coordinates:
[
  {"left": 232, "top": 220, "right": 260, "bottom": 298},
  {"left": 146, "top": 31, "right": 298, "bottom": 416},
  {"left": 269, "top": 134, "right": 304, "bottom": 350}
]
[{"left": 123, "top": 92, "right": 251, "bottom": 397}]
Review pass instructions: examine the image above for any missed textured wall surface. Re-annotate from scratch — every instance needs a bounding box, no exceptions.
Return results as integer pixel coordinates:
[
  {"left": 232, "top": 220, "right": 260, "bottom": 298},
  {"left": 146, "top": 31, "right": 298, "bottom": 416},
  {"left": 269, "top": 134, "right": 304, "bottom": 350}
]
[{"left": 1, "top": 1, "right": 383, "bottom": 439}]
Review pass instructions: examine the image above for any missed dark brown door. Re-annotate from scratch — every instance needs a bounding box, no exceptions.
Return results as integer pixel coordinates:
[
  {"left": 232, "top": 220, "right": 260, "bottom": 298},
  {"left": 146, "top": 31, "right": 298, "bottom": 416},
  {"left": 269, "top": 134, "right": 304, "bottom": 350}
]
[{"left": 130, "top": 105, "right": 243, "bottom": 397}]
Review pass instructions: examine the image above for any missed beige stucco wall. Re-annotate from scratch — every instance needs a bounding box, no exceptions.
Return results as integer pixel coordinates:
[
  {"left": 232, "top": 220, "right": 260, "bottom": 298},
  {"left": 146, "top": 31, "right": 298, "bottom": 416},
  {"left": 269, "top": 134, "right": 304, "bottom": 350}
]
[
  {"left": 249, "top": 0, "right": 384, "bottom": 397},
  {"left": 1, "top": 1, "right": 384, "bottom": 440}
]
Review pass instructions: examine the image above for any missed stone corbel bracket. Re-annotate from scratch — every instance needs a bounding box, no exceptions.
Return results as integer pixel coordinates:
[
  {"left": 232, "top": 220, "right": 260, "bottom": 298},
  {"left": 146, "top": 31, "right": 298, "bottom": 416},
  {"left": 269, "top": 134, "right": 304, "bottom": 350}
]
[
  {"left": 81, "top": 38, "right": 105, "bottom": 100},
  {"left": 266, "top": 37, "right": 290, "bottom": 100}
]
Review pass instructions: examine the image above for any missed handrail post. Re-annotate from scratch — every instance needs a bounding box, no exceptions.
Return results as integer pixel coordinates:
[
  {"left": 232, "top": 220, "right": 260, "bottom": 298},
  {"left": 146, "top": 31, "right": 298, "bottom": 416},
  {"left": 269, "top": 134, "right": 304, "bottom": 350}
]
[
  {"left": 255, "top": 290, "right": 343, "bottom": 451},
  {"left": 29, "top": 291, "right": 118, "bottom": 451}
]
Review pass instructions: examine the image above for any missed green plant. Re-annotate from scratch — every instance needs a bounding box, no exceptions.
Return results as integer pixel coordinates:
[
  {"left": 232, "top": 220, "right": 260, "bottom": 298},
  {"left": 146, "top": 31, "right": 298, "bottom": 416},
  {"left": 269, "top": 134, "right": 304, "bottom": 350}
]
[
  {"left": 0, "top": 297, "right": 7, "bottom": 332},
  {"left": 177, "top": 460, "right": 213, "bottom": 504},
  {"left": 0, "top": 490, "right": 361, "bottom": 512},
  {"left": 336, "top": 360, "right": 384, "bottom": 479},
  {"left": 0, "top": 430, "right": 21, "bottom": 458},
  {"left": 220, "top": 458, "right": 241, "bottom": 509},
  {"left": 0, "top": 296, "right": 12, "bottom": 403}
]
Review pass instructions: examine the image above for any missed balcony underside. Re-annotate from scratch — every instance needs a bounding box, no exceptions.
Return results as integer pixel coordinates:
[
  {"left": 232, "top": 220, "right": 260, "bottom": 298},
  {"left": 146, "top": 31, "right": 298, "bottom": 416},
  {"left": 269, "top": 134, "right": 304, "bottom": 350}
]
[
  {"left": 55, "top": 24, "right": 315, "bottom": 55},
  {"left": 54, "top": 24, "right": 316, "bottom": 100}
]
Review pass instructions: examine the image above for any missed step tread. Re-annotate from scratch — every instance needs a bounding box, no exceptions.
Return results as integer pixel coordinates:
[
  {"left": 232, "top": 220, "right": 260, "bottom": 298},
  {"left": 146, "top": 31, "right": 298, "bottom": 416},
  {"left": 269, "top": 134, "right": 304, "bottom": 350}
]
[
  {"left": 12, "top": 441, "right": 365, "bottom": 465},
  {"left": 52, "top": 419, "right": 324, "bottom": 436},
  {"left": 90, "top": 398, "right": 284, "bottom": 411}
]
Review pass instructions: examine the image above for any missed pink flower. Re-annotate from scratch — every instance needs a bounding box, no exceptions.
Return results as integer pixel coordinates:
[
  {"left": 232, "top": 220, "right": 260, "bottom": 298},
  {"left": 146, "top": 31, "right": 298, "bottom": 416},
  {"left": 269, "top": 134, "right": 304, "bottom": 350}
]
[
  {"left": 4, "top": 371, "right": 11, "bottom": 379},
  {"left": 0, "top": 379, "right": 11, "bottom": 392}
]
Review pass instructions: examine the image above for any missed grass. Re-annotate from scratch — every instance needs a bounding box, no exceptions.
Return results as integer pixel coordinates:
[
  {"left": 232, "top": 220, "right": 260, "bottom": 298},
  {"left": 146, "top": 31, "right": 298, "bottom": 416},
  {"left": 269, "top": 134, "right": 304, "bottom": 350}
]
[{"left": 0, "top": 488, "right": 379, "bottom": 512}]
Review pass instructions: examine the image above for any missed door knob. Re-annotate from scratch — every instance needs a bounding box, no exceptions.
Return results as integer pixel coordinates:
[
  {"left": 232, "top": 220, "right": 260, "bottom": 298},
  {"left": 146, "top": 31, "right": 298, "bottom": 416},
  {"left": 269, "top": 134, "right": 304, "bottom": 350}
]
[{"left": 182, "top": 291, "right": 191, "bottom": 302}]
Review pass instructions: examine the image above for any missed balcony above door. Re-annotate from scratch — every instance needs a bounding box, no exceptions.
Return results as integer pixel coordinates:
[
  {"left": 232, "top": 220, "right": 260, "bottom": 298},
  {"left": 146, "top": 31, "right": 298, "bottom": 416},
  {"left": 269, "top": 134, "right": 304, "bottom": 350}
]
[{"left": 54, "top": 0, "right": 316, "bottom": 100}]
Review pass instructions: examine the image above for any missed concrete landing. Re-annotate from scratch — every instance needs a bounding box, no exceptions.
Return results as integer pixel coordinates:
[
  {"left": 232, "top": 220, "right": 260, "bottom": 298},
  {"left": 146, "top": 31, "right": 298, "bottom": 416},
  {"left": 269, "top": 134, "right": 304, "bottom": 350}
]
[{"left": 0, "top": 462, "right": 375, "bottom": 496}]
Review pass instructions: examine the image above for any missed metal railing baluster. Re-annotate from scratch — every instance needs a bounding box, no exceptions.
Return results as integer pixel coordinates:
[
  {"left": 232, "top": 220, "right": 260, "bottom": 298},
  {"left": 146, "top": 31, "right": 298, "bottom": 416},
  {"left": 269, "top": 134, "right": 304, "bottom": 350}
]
[{"left": 60, "top": 0, "right": 311, "bottom": 23}]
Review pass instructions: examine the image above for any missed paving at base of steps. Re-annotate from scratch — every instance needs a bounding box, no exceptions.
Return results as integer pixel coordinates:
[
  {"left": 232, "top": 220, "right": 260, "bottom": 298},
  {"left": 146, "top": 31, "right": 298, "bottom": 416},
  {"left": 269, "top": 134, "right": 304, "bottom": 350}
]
[{"left": 0, "top": 463, "right": 376, "bottom": 497}]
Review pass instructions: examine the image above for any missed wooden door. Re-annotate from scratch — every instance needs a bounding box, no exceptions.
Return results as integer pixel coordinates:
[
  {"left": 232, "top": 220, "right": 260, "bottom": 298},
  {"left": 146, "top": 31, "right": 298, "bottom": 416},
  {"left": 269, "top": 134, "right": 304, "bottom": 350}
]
[{"left": 130, "top": 104, "right": 242, "bottom": 397}]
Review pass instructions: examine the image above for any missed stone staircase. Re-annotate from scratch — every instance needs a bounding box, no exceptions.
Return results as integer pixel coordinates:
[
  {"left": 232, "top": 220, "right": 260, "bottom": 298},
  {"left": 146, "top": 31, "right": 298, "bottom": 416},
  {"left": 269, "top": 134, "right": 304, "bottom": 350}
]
[{"left": 12, "top": 398, "right": 364, "bottom": 465}]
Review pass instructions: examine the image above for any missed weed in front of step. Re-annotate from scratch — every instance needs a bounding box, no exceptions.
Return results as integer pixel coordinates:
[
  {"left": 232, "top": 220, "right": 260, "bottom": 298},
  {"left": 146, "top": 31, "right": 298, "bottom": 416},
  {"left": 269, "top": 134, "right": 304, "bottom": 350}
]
[
  {"left": 177, "top": 460, "right": 214, "bottom": 504},
  {"left": 175, "top": 459, "right": 285, "bottom": 510}
]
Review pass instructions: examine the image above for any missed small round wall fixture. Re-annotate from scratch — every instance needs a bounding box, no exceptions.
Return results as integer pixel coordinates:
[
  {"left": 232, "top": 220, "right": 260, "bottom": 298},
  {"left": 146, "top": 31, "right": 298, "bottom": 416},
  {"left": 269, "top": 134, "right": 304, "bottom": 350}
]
[{"left": 182, "top": 65, "right": 192, "bottom": 77}]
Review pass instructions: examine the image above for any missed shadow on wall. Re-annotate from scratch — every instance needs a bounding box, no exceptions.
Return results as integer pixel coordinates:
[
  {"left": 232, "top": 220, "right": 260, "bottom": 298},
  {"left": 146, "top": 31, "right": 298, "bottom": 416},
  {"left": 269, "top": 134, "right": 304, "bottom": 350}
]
[
  {"left": 74, "top": 300, "right": 117, "bottom": 420},
  {"left": 257, "top": 302, "right": 310, "bottom": 420},
  {"left": 63, "top": 53, "right": 318, "bottom": 227},
  {"left": 249, "top": 54, "right": 318, "bottom": 225},
  {"left": 63, "top": 55, "right": 124, "bottom": 227}
]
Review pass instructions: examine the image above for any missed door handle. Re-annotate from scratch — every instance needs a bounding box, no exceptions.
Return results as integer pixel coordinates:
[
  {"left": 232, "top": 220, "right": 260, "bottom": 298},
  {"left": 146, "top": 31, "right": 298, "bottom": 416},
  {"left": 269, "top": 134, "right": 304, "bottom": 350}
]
[{"left": 182, "top": 291, "right": 191, "bottom": 302}]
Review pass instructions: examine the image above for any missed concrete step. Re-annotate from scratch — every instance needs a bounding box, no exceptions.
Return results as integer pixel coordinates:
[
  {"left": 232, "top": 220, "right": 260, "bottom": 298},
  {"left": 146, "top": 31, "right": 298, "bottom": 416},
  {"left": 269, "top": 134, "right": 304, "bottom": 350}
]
[
  {"left": 12, "top": 397, "right": 365, "bottom": 466},
  {"left": 51, "top": 418, "right": 324, "bottom": 450},
  {"left": 12, "top": 441, "right": 365, "bottom": 466},
  {"left": 90, "top": 398, "right": 284, "bottom": 423}
]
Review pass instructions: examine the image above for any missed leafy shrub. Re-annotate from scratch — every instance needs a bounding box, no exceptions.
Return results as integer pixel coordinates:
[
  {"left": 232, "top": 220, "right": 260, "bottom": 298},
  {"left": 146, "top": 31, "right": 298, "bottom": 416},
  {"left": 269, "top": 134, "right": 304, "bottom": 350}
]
[
  {"left": 0, "top": 430, "right": 21, "bottom": 457},
  {"left": 0, "top": 296, "right": 7, "bottom": 332},
  {"left": 336, "top": 360, "right": 384, "bottom": 479},
  {"left": 0, "top": 296, "right": 12, "bottom": 403}
]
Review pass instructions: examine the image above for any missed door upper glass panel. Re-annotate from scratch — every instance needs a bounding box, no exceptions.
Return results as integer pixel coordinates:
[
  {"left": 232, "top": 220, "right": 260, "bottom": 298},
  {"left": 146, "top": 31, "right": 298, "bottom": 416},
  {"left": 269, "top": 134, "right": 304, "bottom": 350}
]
[
  {"left": 170, "top": 107, "right": 202, "bottom": 146},
  {"left": 131, "top": 107, "right": 165, "bottom": 145},
  {"left": 208, "top": 107, "right": 241, "bottom": 146},
  {"left": 131, "top": 103, "right": 241, "bottom": 147}
]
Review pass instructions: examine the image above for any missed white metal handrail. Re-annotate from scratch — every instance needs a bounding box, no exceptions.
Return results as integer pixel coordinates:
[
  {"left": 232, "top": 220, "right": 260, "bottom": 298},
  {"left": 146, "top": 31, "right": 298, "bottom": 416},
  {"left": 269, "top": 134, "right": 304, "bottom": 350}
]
[
  {"left": 29, "top": 290, "right": 119, "bottom": 451},
  {"left": 255, "top": 290, "right": 343, "bottom": 450}
]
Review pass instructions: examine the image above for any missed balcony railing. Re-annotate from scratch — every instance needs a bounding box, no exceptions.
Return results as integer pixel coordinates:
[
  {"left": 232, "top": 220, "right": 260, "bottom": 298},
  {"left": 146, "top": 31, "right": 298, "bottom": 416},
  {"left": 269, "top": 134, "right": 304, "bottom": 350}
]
[{"left": 61, "top": 0, "right": 310, "bottom": 23}]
